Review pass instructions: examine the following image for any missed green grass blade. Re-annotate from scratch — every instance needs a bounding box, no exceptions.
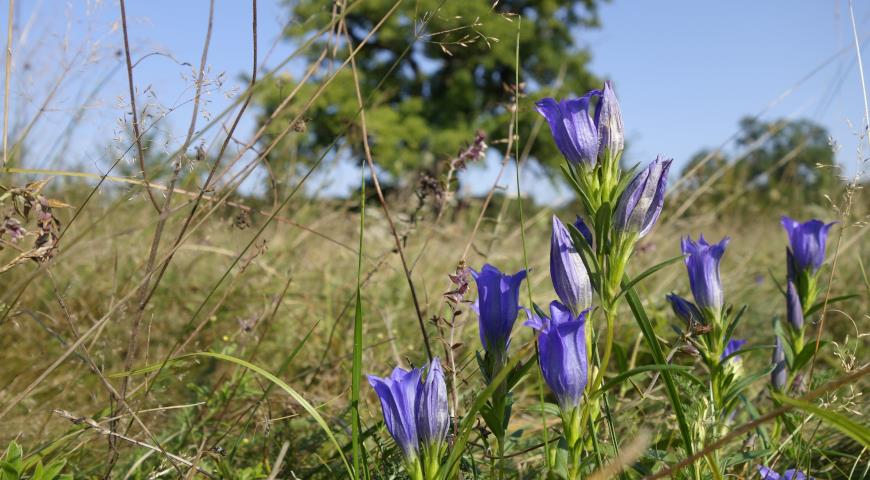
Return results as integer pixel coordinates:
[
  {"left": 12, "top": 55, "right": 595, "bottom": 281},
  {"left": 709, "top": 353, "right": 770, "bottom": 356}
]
[
  {"left": 805, "top": 294, "right": 860, "bottom": 316},
  {"left": 615, "top": 254, "right": 684, "bottom": 300},
  {"left": 440, "top": 343, "right": 533, "bottom": 479},
  {"left": 594, "top": 364, "right": 692, "bottom": 398},
  {"left": 351, "top": 160, "right": 366, "bottom": 479},
  {"left": 773, "top": 394, "right": 870, "bottom": 448},
  {"left": 623, "top": 280, "right": 698, "bottom": 478},
  {"left": 191, "top": 352, "right": 354, "bottom": 477}
]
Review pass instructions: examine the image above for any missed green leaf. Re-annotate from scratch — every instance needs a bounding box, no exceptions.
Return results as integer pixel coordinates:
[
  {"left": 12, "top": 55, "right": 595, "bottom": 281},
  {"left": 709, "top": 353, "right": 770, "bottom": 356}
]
[
  {"left": 567, "top": 222, "right": 601, "bottom": 289},
  {"left": 774, "top": 394, "right": 870, "bottom": 448},
  {"left": 673, "top": 368, "right": 707, "bottom": 390},
  {"left": 40, "top": 460, "right": 66, "bottom": 480},
  {"left": 622, "top": 278, "right": 697, "bottom": 475},
  {"left": 615, "top": 254, "right": 684, "bottom": 300},
  {"left": 768, "top": 268, "right": 786, "bottom": 296},
  {"left": 613, "top": 162, "right": 641, "bottom": 200},
  {"left": 561, "top": 164, "right": 593, "bottom": 213},
  {"left": 538, "top": 402, "right": 562, "bottom": 418},
  {"left": 440, "top": 343, "right": 532, "bottom": 479},
  {"left": 594, "top": 202, "right": 612, "bottom": 254},
  {"left": 188, "top": 352, "right": 353, "bottom": 477},
  {"left": 804, "top": 294, "right": 859, "bottom": 316},
  {"left": 718, "top": 344, "right": 771, "bottom": 366},
  {"left": 722, "top": 366, "right": 775, "bottom": 410},
  {"left": 594, "top": 364, "right": 692, "bottom": 398},
  {"left": 722, "top": 304, "right": 748, "bottom": 345},
  {"left": 3, "top": 443, "right": 21, "bottom": 464},
  {"left": 774, "top": 321, "right": 795, "bottom": 367},
  {"left": 507, "top": 356, "right": 538, "bottom": 392},
  {"left": 793, "top": 341, "right": 828, "bottom": 371},
  {"left": 0, "top": 461, "right": 20, "bottom": 479}
]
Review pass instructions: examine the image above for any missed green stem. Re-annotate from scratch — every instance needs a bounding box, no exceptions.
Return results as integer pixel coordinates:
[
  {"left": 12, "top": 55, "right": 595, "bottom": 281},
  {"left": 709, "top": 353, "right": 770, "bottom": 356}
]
[
  {"left": 587, "top": 414, "right": 603, "bottom": 476},
  {"left": 705, "top": 453, "right": 723, "bottom": 480},
  {"left": 562, "top": 407, "right": 583, "bottom": 480},
  {"left": 496, "top": 438, "right": 505, "bottom": 480},
  {"left": 408, "top": 458, "right": 424, "bottom": 480},
  {"left": 623, "top": 284, "right": 699, "bottom": 480},
  {"left": 591, "top": 308, "right": 616, "bottom": 393}
]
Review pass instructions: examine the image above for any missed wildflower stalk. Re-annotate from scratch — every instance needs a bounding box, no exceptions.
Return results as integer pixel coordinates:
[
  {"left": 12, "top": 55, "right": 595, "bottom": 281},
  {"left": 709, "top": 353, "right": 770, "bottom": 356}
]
[
  {"left": 561, "top": 406, "right": 583, "bottom": 479},
  {"left": 538, "top": 83, "right": 697, "bottom": 478}
]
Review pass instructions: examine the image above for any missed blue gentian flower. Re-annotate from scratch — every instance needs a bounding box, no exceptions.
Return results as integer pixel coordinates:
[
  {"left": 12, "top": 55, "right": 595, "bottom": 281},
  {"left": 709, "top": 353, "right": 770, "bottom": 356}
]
[
  {"left": 367, "top": 367, "right": 422, "bottom": 459},
  {"left": 757, "top": 465, "right": 812, "bottom": 480},
  {"left": 525, "top": 301, "right": 589, "bottom": 411},
  {"left": 551, "top": 215, "right": 593, "bottom": 316},
  {"left": 614, "top": 156, "right": 673, "bottom": 238},
  {"left": 682, "top": 235, "right": 730, "bottom": 314},
  {"left": 786, "top": 279, "right": 804, "bottom": 331},
  {"left": 573, "top": 216, "right": 594, "bottom": 247},
  {"left": 594, "top": 81, "right": 624, "bottom": 160},
  {"left": 772, "top": 337, "right": 787, "bottom": 391},
  {"left": 416, "top": 357, "right": 449, "bottom": 450},
  {"left": 781, "top": 216, "right": 835, "bottom": 274},
  {"left": 721, "top": 339, "right": 747, "bottom": 363},
  {"left": 535, "top": 92, "right": 600, "bottom": 166},
  {"left": 471, "top": 264, "right": 527, "bottom": 353},
  {"left": 666, "top": 293, "right": 704, "bottom": 329}
]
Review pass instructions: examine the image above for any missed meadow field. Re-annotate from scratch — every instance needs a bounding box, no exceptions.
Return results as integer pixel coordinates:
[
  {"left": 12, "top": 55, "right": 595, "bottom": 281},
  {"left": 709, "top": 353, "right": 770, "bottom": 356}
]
[{"left": 0, "top": 1, "right": 868, "bottom": 479}]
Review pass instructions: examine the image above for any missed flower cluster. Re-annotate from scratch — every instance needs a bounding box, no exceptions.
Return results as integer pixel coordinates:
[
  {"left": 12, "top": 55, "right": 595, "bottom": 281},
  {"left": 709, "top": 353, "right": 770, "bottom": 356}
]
[
  {"left": 525, "top": 301, "right": 589, "bottom": 411},
  {"left": 757, "top": 465, "right": 813, "bottom": 480},
  {"left": 772, "top": 216, "right": 834, "bottom": 392},
  {"left": 471, "top": 264, "right": 527, "bottom": 358},
  {"left": 365, "top": 81, "right": 834, "bottom": 480},
  {"left": 367, "top": 359, "right": 449, "bottom": 477}
]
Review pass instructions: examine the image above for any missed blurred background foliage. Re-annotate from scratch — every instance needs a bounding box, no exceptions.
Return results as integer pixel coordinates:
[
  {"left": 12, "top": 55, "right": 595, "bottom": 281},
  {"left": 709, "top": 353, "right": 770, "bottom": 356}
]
[
  {"left": 678, "top": 117, "right": 841, "bottom": 214},
  {"left": 254, "top": 0, "right": 604, "bottom": 197}
]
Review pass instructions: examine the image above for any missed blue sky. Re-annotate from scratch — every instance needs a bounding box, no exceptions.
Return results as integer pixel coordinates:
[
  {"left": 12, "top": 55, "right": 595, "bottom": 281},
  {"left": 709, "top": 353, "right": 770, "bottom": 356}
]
[{"left": 2, "top": 1, "right": 869, "bottom": 204}]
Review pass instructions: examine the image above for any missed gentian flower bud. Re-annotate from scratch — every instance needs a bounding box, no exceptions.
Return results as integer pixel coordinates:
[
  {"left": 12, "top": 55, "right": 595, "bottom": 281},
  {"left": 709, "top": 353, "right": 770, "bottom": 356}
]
[
  {"left": 470, "top": 264, "right": 527, "bottom": 353},
  {"left": 535, "top": 92, "right": 600, "bottom": 167},
  {"left": 614, "top": 156, "right": 672, "bottom": 238},
  {"left": 721, "top": 339, "right": 747, "bottom": 364},
  {"left": 786, "top": 247, "right": 797, "bottom": 282},
  {"left": 594, "top": 81, "right": 624, "bottom": 161},
  {"left": 786, "top": 279, "right": 804, "bottom": 331},
  {"left": 525, "top": 301, "right": 588, "bottom": 411},
  {"left": 780, "top": 216, "right": 835, "bottom": 274},
  {"left": 367, "top": 367, "right": 422, "bottom": 460},
  {"left": 666, "top": 293, "right": 704, "bottom": 329},
  {"left": 416, "top": 357, "right": 449, "bottom": 450},
  {"left": 682, "top": 235, "right": 730, "bottom": 315},
  {"left": 573, "top": 216, "right": 594, "bottom": 247},
  {"left": 551, "top": 215, "right": 593, "bottom": 316},
  {"left": 757, "top": 465, "right": 813, "bottom": 480},
  {"left": 771, "top": 337, "right": 787, "bottom": 391}
]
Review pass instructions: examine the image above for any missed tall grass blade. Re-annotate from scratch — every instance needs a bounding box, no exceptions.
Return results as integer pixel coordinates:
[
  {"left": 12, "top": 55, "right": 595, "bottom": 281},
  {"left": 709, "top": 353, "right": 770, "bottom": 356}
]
[
  {"left": 179, "top": 352, "right": 352, "bottom": 477},
  {"left": 351, "top": 159, "right": 366, "bottom": 478},
  {"left": 622, "top": 280, "right": 698, "bottom": 479},
  {"left": 439, "top": 343, "right": 533, "bottom": 479},
  {"left": 773, "top": 394, "right": 870, "bottom": 448}
]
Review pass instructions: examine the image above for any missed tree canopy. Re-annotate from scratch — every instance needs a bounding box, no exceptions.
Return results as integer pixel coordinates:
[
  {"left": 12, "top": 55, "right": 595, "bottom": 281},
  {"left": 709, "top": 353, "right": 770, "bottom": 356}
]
[
  {"left": 680, "top": 117, "right": 840, "bottom": 212},
  {"left": 253, "top": 0, "right": 607, "bottom": 195}
]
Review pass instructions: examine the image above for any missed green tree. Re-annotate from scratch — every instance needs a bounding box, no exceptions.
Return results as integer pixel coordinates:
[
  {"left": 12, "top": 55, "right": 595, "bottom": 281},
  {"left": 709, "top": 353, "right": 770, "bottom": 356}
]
[
  {"left": 680, "top": 117, "right": 840, "bottom": 212},
  {"left": 254, "top": 0, "right": 607, "bottom": 197}
]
